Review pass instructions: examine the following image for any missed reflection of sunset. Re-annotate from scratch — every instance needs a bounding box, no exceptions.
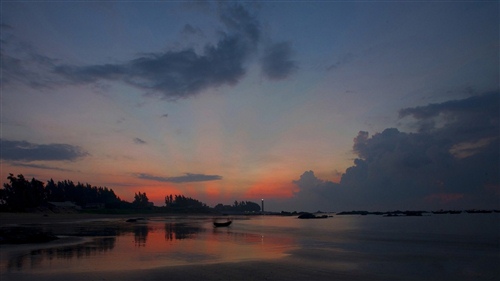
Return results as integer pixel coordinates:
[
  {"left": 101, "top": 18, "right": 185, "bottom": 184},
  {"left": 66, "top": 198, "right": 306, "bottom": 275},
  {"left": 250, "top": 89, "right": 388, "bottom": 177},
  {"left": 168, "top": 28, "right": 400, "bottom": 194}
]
[{"left": 1, "top": 218, "right": 297, "bottom": 274}]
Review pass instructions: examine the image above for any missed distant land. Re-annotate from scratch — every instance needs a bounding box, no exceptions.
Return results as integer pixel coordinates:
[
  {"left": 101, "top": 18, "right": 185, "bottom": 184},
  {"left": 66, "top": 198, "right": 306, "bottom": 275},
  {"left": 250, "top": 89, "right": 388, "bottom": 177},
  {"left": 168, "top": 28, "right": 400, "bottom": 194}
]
[{"left": 1, "top": 174, "right": 498, "bottom": 216}]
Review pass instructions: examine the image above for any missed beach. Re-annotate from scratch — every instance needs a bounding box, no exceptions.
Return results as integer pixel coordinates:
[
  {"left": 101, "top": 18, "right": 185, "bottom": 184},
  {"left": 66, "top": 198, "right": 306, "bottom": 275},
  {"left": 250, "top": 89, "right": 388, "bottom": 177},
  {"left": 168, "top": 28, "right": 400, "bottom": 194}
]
[{"left": 1, "top": 212, "right": 499, "bottom": 281}]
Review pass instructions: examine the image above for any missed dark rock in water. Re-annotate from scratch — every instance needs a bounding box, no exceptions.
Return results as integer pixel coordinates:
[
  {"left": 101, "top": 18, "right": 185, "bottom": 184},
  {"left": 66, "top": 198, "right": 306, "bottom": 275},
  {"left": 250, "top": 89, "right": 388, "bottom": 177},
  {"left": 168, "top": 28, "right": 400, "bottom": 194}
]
[
  {"left": 0, "top": 227, "right": 59, "bottom": 244},
  {"left": 298, "top": 212, "right": 328, "bottom": 219},
  {"left": 298, "top": 212, "right": 315, "bottom": 219},
  {"left": 126, "top": 217, "right": 146, "bottom": 223}
]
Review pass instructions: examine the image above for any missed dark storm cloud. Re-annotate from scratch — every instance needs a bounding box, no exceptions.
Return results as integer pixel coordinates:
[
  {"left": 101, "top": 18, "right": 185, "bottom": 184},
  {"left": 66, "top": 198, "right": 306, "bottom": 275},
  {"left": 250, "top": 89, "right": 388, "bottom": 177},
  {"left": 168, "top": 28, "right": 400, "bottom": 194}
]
[
  {"left": 133, "top": 138, "right": 147, "bottom": 145},
  {"left": 1, "top": 139, "right": 89, "bottom": 162},
  {"left": 290, "top": 92, "right": 500, "bottom": 211},
  {"left": 261, "top": 42, "right": 297, "bottom": 80},
  {"left": 137, "top": 173, "right": 222, "bottom": 183},
  {"left": 399, "top": 91, "right": 499, "bottom": 141}
]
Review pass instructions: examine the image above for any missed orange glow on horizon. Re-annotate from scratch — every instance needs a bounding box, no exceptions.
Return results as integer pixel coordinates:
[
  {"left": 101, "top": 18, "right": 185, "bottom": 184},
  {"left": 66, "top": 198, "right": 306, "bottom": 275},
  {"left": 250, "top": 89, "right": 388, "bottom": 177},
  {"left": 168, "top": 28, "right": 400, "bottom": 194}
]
[{"left": 244, "top": 179, "right": 296, "bottom": 199}]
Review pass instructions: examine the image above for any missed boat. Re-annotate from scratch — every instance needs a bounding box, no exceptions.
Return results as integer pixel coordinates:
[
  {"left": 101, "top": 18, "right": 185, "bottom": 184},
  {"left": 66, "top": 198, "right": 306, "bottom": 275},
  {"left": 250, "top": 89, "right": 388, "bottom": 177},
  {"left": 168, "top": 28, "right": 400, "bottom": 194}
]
[{"left": 213, "top": 221, "right": 232, "bottom": 227}]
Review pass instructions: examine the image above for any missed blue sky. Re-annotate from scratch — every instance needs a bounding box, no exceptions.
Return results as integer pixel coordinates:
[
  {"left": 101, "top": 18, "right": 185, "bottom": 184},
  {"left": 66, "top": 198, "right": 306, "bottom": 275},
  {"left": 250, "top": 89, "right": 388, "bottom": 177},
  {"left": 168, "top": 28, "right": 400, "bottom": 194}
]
[{"left": 1, "top": 1, "right": 498, "bottom": 211}]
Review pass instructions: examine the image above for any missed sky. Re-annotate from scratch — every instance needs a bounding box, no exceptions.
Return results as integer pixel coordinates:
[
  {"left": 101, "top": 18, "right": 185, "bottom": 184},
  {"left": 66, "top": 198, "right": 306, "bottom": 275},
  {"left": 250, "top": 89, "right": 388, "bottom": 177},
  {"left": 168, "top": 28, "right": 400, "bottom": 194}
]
[{"left": 1, "top": 1, "right": 498, "bottom": 212}]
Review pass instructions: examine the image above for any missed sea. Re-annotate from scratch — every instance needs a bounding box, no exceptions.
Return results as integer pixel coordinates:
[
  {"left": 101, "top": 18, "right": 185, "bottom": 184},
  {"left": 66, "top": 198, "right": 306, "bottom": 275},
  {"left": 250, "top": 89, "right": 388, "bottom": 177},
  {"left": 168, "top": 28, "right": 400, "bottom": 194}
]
[{"left": 1, "top": 213, "right": 499, "bottom": 280}]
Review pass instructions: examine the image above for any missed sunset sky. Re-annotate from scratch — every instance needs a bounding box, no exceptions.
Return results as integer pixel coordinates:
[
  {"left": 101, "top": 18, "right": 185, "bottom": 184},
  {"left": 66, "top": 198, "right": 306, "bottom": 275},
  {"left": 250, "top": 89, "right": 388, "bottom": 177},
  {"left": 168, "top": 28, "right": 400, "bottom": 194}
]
[{"left": 1, "top": 1, "right": 498, "bottom": 211}]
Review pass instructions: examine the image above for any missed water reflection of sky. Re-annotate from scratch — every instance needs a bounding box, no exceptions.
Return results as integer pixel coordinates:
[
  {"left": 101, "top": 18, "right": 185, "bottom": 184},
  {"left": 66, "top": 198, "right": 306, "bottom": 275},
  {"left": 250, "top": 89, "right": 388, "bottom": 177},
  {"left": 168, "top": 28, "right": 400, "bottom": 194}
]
[
  {"left": 0, "top": 217, "right": 297, "bottom": 274},
  {"left": 1, "top": 215, "right": 499, "bottom": 279}
]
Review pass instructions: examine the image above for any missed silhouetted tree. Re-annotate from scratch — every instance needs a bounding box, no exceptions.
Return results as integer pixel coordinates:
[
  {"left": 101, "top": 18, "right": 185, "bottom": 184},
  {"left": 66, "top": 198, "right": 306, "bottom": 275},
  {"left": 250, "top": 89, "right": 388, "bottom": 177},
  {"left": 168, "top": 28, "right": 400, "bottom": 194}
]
[
  {"left": 164, "top": 194, "right": 209, "bottom": 212},
  {"left": 133, "top": 192, "right": 149, "bottom": 209},
  {"left": 2, "top": 174, "right": 45, "bottom": 211}
]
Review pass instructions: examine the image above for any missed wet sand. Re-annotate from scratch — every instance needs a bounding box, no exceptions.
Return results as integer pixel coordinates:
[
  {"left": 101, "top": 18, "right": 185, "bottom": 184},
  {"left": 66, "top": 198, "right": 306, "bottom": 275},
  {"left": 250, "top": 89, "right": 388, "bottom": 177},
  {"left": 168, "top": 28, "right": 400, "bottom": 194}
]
[
  {"left": 2, "top": 251, "right": 387, "bottom": 281},
  {"left": 0, "top": 213, "right": 372, "bottom": 281},
  {"left": 2, "top": 213, "right": 498, "bottom": 281},
  {"left": 0, "top": 212, "right": 166, "bottom": 226}
]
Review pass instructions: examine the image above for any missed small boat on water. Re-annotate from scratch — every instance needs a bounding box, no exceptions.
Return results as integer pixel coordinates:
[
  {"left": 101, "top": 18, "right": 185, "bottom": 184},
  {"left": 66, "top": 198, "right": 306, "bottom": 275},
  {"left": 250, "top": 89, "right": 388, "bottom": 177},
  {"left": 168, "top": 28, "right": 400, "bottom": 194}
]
[{"left": 213, "top": 221, "right": 232, "bottom": 227}]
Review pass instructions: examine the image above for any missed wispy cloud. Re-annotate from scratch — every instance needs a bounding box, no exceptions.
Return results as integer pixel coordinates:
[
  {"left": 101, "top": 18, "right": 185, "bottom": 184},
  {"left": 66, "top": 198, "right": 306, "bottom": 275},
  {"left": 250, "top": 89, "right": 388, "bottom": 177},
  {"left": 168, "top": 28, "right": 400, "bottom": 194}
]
[
  {"left": 326, "top": 52, "right": 355, "bottom": 71},
  {"left": 10, "top": 162, "right": 72, "bottom": 172},
  {"left": 1, "top": 139, "right": 89, "bottom": 162},
  {"left": 261, "top": 41, "right": 297, "bottom": 80},
  {"left": 137, "top": 173, "right": 223, "bottom": 183},
  {"left": 133, "top": 138, "right": 147, "bottom": 145}
]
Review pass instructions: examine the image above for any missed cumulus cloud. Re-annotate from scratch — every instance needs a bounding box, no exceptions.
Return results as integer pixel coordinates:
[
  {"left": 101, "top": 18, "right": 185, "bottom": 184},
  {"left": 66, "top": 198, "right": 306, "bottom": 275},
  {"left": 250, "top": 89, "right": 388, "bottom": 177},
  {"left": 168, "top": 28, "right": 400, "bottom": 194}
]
[
  {"left": 289, "top": 92, "right": 499, "bottom": 211},
  {"left": 261, "top": 41, "right": 297, "bottom": 80},
  {"left": 1, "top": 139, "right": 89, "bottom": 162},
  {"left": 137, "top": 173, "right": 223, "bottom": 183},
  {"left": 289, "top": 170, "right": 344, "bottom": 211}
]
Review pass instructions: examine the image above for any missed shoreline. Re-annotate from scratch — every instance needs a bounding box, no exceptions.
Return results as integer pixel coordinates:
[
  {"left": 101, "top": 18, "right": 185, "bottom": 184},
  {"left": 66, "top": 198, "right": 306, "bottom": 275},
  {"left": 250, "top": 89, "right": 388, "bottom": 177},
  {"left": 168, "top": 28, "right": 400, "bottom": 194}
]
[
  {"left": 1, "top": 212, "right": 498, "bottom": 281},
  {"left": 0, "top": 212, "right": 216, "bottom": 226}
]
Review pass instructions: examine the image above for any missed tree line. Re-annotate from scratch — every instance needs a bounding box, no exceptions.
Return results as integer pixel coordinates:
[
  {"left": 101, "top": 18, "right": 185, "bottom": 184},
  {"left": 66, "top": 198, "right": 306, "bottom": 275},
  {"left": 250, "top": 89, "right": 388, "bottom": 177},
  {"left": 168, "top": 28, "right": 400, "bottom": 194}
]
[
  {"left": 0, "top": 174, "right": 122, "bottom": 211},
  {"left": 164, "top": 194, "right": 210, "bottom": 212},
  {"left": 0, "top": 174, "right": 262, "bottom": 214},
  {"left": 214, "top": 201, "right": 261, "bottom": 213}
]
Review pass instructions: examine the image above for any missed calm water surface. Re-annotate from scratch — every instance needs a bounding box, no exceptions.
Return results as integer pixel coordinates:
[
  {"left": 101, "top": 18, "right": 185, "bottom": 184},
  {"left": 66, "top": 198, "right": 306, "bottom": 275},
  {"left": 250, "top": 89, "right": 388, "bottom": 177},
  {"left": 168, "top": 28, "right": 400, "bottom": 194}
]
[{"left": 1, "top": 213, "right": 499, "bottom": 279}]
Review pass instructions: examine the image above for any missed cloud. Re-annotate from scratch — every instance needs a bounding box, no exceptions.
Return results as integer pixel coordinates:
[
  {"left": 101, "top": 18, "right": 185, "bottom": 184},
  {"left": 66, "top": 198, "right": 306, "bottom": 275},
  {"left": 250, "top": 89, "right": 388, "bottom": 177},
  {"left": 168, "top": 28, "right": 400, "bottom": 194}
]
[
  {"left": 0, "top": 23, "right": 13, "bottom": 30},
  {"left": 261, "top": 41, "right": 297, "bottom": 80},
  {"left": 1, "top": 24, "right": 61, "bottom": 89},
  {"left": 181, "top": 24, "right": 203, "bottom": 36},
  {"left": 1, "top": 139, "right": 89, "bottom": 162},
  {"left": 2, "top": 3, "right": 297, "bottom": 99},
  {"left": 10, "top": 162, "right": 72, "bottom": 172},
  {"left": 137, "top": 173, "right": 223, "bottom": 183},
  {"left": 290, "top": 171, "right": 343, "bottom": 210},
  {"left": 52, "top": 3, "right": 262, "bottom": 100},
  {"left": 398, "top": 91, "right": 499, "bottom": 140},
  {"left": 288, "top": 92, "right": 499, "bottom": 211},
  {"left": 133, "top": 138, "right": 147, "bottom": 145},
  {"left": 326, "top": 52, "right": 355, "bottom": 71}
]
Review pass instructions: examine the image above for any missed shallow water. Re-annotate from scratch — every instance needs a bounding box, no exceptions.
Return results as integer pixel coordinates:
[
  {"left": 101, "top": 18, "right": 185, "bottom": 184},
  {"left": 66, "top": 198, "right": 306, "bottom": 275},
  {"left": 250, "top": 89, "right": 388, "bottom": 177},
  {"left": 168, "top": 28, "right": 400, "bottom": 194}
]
[{"left": 1, "top": 213, "right": 499, "bottom": 280}]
